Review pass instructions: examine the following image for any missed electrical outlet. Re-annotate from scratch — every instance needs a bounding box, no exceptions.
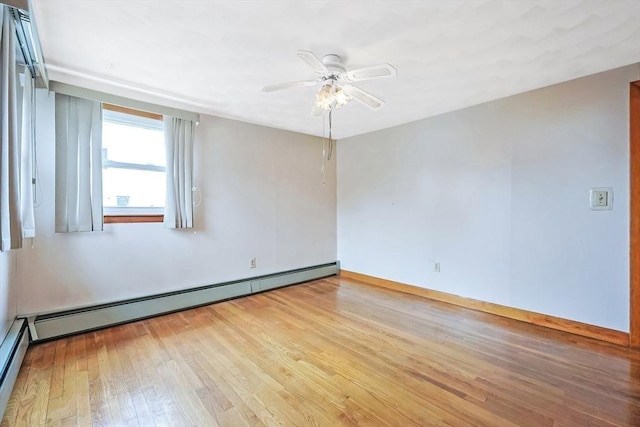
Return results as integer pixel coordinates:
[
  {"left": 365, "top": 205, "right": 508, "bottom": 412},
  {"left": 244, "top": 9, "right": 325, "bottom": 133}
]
[
  {"left": 590, "top": 187, "right": 613, "bottom": 210},
  {"left": 434, "top": 262, "right": 440, "bottom": 273},
  {"left": 250, "top": 258, "right": 256, "bottom": 268},
  {"left": 593, "top": 191, "right": 608, "bottom": 207}
]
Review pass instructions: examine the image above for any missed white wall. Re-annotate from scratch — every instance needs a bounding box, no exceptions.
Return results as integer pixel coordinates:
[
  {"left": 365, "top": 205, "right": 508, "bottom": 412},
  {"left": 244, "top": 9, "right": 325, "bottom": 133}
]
[
  {"left": 338, "top": 64, "right": 640, "bottom": 332},
  {"left": 16, "top": 92, "right": 336, "bottom": 314},
  {"left": 0, "top": 251, "right": 17, "bottom": 339}
]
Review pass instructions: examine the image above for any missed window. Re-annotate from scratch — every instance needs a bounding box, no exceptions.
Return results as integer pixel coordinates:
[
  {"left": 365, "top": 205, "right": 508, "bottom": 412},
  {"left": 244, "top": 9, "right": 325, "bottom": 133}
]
[{"left": 102, "top": 104, "right": 165, "bottom": 223}]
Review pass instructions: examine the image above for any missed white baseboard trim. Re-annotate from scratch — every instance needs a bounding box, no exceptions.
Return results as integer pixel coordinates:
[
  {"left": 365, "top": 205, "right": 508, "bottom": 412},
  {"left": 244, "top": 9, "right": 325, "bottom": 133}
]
[{"left": 0, "top": 319, "right": 29, "bottom": 420}]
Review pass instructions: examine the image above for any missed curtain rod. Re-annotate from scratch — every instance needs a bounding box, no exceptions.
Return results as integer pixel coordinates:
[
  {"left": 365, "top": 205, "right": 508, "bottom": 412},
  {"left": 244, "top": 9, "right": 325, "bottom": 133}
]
[{"left": 49, "top": 81, "right": 200, "bottom": 123}]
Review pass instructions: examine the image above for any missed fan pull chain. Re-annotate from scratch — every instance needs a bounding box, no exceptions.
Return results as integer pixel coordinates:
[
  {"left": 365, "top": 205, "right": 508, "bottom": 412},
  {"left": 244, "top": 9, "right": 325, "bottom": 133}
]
[
  {"left": 320, "top": 112, "right": 326, "bottom": 185},
  {"left": 327, "top": 109, "right": 333, "bottom": 161},
  {"left": 320, "top": 109, "right": 336, "bottom": 185}
]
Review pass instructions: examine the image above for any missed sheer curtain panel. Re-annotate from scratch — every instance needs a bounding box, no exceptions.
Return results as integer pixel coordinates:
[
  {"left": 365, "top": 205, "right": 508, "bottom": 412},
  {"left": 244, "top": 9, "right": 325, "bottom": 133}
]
[
  {"left": 55, "top": 94, "right": 103, "bottom": 232},
  {"left": 20, "top": 66, "right": 35, "bottom": 238},
  {"left": 0, "top": 6, "right": 22, "bottom": 250},
  {"left": 164, "top": 116, "right": 194, "bottom": 229}
]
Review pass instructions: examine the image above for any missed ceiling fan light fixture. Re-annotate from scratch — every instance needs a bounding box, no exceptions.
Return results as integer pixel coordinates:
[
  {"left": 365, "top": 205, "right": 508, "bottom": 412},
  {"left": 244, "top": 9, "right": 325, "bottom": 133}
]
[
  {"left": 314, "top": 82, "right": 351, "bottom": 111},
  {"left": 334, "top": 87, "right": 351, "bottom": 108},
  {"left": 315, "top": 83, "right": 334, "bottom": 110}
]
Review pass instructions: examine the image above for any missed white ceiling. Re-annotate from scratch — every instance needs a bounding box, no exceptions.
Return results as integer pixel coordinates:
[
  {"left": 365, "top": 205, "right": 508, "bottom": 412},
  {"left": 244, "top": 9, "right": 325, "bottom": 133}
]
[{"left": 31, "top": 1, "right": 640, "bottom": 139}]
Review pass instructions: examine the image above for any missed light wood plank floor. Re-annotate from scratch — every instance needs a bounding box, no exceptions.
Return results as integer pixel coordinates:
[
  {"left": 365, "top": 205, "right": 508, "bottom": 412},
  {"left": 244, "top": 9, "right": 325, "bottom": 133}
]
[{"left": 2, "top": 276, "right": 640, "bottom": 426}]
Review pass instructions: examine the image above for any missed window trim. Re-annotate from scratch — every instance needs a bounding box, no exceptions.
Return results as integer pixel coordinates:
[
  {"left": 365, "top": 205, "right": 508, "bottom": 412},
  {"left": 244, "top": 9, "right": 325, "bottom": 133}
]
[
  {"left": 104, "top": 206, "right": 164, "bottom": 215},
  {"left": 104, "top": 214, "right": 163, "bottom": 224},
  {"left": 103, "top": 103, "right": 163, "bottom": 121},
  {"left": 102, "top": 103, "right": 165, "bottom": 224}
]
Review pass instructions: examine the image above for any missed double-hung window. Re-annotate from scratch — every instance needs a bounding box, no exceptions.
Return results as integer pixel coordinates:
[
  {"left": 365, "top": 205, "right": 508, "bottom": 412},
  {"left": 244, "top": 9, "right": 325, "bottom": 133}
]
[{"left": 102, "top": 104, "right": 165, "bottom": 223}]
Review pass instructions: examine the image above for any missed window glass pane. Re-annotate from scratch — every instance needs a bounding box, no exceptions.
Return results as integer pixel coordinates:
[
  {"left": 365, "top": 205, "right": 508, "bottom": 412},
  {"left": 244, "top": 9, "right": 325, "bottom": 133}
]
[
  {"left": 102, "top": 109, "right": 166, "bottom": 210},
  {"left": 102, "top": 114, "right": 165, "bottom": 166},
  {"left": 103, "top": 168, "right": 165, "bottom": 208}
]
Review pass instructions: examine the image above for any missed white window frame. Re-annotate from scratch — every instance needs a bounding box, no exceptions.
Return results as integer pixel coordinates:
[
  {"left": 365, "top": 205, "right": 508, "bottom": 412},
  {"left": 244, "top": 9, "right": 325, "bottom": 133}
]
[{"left": 102, "top": 104, "right": 166, "bottom": 219}]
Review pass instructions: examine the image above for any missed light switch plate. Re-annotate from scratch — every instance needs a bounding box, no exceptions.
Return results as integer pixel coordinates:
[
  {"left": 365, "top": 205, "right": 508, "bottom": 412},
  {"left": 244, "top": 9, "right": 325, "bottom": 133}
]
[{"left": 590, "top": 187, "right": 613, "bottom": 210}]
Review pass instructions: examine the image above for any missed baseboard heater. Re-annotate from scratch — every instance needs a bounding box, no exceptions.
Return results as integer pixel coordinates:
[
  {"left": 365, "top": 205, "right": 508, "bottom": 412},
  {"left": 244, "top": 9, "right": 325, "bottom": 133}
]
[
  {"left": 27, "top": 261, "right": 339, "bottom": 342},
  {"left": 0, "top": 319, "right": 29, "bottom": 421}
]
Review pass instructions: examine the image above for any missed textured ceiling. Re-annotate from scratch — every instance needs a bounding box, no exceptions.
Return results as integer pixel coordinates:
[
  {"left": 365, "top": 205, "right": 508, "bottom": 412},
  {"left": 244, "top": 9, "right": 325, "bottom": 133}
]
[{"left": 31, "top": 1, "right": 640, "bottom": 139}]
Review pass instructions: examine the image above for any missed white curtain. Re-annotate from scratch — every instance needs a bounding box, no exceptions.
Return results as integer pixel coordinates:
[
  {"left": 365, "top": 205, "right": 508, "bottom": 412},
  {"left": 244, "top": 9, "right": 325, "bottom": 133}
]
[
  {"left": 164, "top": 116, "right": 194, "bottom": 229},
  {"left": 55, "top": 94, "right": 103, "bottom": 233},
  {"left": 20, "top": 66, "right": 35, "bottom": 238},
  {"left": 0, "top": 6, "right": 22, "bottom": 250}
]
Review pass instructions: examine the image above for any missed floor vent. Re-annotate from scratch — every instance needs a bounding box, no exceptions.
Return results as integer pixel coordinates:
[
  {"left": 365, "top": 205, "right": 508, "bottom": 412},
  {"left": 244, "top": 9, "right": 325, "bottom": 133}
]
[{"left": 28, "top": 262, "right": 339, "bottom": 342}]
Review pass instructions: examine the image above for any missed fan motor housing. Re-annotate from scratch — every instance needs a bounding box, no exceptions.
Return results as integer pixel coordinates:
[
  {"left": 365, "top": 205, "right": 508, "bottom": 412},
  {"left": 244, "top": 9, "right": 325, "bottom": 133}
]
[{"left": 322, "top": 54, "right": 347, "bottom": 74}]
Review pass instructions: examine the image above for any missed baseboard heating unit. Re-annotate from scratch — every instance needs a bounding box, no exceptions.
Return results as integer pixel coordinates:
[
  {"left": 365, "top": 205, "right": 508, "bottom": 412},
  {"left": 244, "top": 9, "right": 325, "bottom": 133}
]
[
  {"left": 27, "top": 261, "right": 339, "bottom": 342},
  {"left": 0, "top": 319, "right": 29, "bottom": 420}
]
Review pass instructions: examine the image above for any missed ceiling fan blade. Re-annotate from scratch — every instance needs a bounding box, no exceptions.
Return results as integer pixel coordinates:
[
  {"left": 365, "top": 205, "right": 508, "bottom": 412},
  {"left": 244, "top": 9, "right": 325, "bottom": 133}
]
[
  {"left": 343, "top": 85, "right": 384, "bottom": 109},
  {"left": 262, "top": 80, "right": 317, "bottom": 92},
  {"left": 297, "top": 50, "right": 328, "bottom": 74},
  {"left": 342, "top": 64, "right": 396, "bottom": 82}
]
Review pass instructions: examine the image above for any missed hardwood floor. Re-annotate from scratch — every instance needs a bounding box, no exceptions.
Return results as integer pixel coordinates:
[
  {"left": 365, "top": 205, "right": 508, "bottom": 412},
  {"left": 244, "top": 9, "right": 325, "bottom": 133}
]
[{"left": 2, "top": 276, "right": 640, "bottom": 426}]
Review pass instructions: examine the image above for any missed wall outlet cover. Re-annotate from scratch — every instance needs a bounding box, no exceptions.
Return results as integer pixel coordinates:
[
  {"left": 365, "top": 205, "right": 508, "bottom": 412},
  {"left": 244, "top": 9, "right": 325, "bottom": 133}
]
[{"left": 590, "top": 187, "right": 613, "bottom": 210}]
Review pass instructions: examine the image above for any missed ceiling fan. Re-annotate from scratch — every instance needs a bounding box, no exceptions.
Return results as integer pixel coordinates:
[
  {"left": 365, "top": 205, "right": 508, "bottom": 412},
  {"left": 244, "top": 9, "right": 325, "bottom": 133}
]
[{"left": 263, "top": 50, "right": 396, "bottom": 116}]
